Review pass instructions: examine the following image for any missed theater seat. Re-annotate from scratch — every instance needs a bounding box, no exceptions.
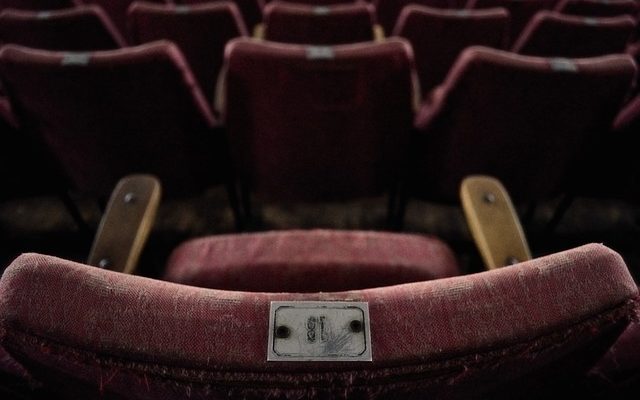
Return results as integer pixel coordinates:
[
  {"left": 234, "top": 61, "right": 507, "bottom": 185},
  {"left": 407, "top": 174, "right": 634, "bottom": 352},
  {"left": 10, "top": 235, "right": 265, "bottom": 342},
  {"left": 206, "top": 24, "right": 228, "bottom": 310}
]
[
  {"left": 555, "top": 0, "right": 640, "bottom": 18},
  {"left": 0, "top": 5, "right": 126, "bottom": 51},
  {"left": 174, "top": 0, "right": 263, "bottom": 35},
  {"left": 0, "top": 243, "right": 637, "bottom": 398},
  {"left": 78, "top": 0, "right": 167, "bottom": 37},
  {"left": 0, "top": 0, "right": 75, "bottom": 11},
  {"left": 375, "top": 0, "right": 463, "bottom": 35}
]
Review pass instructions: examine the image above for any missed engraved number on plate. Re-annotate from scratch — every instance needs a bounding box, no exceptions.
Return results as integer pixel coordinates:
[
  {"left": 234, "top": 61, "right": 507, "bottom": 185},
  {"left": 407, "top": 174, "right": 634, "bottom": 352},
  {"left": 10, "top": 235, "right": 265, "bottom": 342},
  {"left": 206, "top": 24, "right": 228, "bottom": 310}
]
[{"left": 267, "top": 301, "right": 372, "bottom": 362}]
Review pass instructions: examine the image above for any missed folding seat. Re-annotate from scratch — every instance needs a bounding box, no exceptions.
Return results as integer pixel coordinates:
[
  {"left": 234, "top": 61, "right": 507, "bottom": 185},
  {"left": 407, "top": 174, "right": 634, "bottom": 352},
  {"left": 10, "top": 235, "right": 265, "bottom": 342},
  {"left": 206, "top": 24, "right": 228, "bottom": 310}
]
[
  {"left": 555, "top": 0, "right": 640, "bottom": 18},
  {"left": 174, "top": 0, "right": 263, "bottom": 35},
  {"left": 0, "top": 41, "right": 240, "bottom": 227},
  {"left": 0, "top": 0, "right": 75, "bottom": 11},
  {"left": 221, "top": 38, "right": 417, "bottom": 225},
  {"left": 78, "top": 0, "right": 167, "bottom": 37},
  {"left": 1, "top": 216, "right": 638, "bottom": 396},
  {"left": 0, "top": 5, "right": 126, "bottom": 51},
  {"left": 393, "top": 5, "right": 509, "bottom": 95},
  {"left": 375, "top": 0, "right": 465, "bottom": 35},
  {"left": 466, "top": 0, "right": 560, "bottom": 45},
  {"left": 396, "top": 46, "right": 636, "bottom": 226},
  {"left": 513, "top": 11, "right": 635, "bottom": 57},
  {"left": 128, "top": 1, "right": 248, "bottom": 105},
  {"left": 259, "top": 2, "right": 380, "bottom": 45}
]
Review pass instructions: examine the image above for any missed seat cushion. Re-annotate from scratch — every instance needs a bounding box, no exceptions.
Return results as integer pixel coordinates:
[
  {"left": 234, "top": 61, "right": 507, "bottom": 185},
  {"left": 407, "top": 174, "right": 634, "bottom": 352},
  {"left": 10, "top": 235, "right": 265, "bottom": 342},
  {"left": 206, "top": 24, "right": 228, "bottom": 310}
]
[{"left": 163, "top": 229, "right": 460, "bottom": 292}]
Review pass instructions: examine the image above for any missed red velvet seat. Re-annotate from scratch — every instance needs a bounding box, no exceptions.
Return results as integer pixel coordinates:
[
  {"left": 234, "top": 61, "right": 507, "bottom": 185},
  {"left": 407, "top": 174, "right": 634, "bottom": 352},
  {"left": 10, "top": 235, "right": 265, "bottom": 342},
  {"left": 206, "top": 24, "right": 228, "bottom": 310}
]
[
  {"left": 375, "top": 0, "right": 465, "bottom": 35},
  {"left": 0, "top": 5, "right": 126, "bottom": 51},
  {"left": 555, "top": 0, "right": 640, "bottom": 18},
  {"left": 400, "top": 47, "right": 635, "bottom": 219},
  {"left": 262, "top": 2, "right": 377, "bottom": 45},
  {"left": 78, "top": 0, "right": 167, "bottom": 37},
  {"left": 393, "top": 5, "right": 509, "bottom": 95},
  {"left": 0, "top": 42, "right": 238, "bottom": 217},
  {"left": 513, "top": 11, "right": 635, "bottom": 57},
  {"left": 466, "top": 0, "right": 560, "bottom": 45},
  {"left": 164, "top": 230, "right": 460, "bottom": 291},
  {"left": 0, "top": 0, "right": 75, "bottom": 11},
  {"left": 222, "top": 38, "right": 417, "bottom": 222},
  {"left": 174, "top": 0, "right": 263, "bottom": 34},
  {"left": 128, "top": 1, "right": 248, "bottom": 104},
  {"left": 0, "top": 243, "right": 638, "bottom": 397}
]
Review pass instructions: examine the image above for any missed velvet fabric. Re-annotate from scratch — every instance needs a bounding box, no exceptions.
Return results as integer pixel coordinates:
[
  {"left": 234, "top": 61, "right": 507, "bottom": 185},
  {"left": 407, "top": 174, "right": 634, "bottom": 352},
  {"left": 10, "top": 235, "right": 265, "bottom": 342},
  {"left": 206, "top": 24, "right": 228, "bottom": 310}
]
[
  {"left": 222, "top": 38, "right": 417, "bottom": 202},
  {"left": 175, "top": 0, "right": 263, "bottom": 33},
  {"left": 409, "top": 47, "right": 636, "bottom": 204},
  {"left": 77, "top": 0, "right": 167, "bottom": 37},
  {"left": 263, "top": 3, "right": 376, "bottom": 45},
  {"left": 0, "top": 41, "right": 231, "bottom": 197},
  {"left": 555, "top": 0, "right": 640, "bottom": 17},
  {"left": 393, "top": 5, "right": 509, "bottom": 95},
  {"left": 467, "top": 0, "right": 560, "bottom": 45},
  {"left": 0, "top": 5, "right": 126, "bottom": 51},
  {"left": 0, "top": 244, "right": 638, "bottom": 398},
  {"left": 0, "top": 0, "right": 76, "bottom": 11},
  {"left": 164, "top": 230, "right": 460, "bottom": 291},
  {"left": 512, "top": 11, "right": 636, "bottom": 57},
  {"left": 374, "top": 0, "right": 466, "bottom": 34},
  {"left": 128, "top": 1, "right": 248, "bottom": 105}
]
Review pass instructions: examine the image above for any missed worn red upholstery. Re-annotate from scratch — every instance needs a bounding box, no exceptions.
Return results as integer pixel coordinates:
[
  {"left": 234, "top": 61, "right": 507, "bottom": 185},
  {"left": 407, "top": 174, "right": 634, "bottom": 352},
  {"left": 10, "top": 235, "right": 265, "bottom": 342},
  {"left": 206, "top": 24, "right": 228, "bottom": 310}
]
[
  {"left": 0, "top": 243, "right": 638, "bottom": 398},
  {"left": 0, "top": 0, "right": 75, "bottom": 11},
  {"left": 555, "top": 0, "right": 640, "bottom": 17},
  {"left": 175, "top": 0, "right": 262, "bottom": 33},
  {"left": 128, "top": 1, "right": 248, "bottom": 104},
  {"left": 0, "top": 6, "right": 126, "bottom": 51},
  {"left": 513, "top": 11, "right": 635, "bottom": 57},
  {"left": 406, "top": 47, "right": 636, "bottom": 206},
  {"left": 375, "top": 0, "right": 465, "bottom": 35},
  {"left": 0, "top": 41, "right": 232, "bottom": 199},
  {"left": 393, "top": 5, "right": 509, "bottom": 94},
  {"left": 222, "top": 38, "right": 416, "bottom": 204},
  {"left": 164, "top": 230, "right": 460, "bottom": 291},
  {"left": 467, "top": 0, "right": 560, "bottom": 45},
  {"left": 263, "top": 2, "right": 376, "bottom": 45},
  {"left": 78, "top": 0, "right": 167, "bottom": 36}
]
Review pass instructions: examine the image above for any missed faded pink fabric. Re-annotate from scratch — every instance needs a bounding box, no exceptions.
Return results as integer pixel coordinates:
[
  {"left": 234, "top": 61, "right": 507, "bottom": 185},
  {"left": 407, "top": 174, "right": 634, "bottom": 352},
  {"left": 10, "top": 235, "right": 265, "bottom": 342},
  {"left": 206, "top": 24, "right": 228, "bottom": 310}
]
[
  {"left": 0, "top": 244, "right": 638, "bottom": 398},
  {"left": 164, "top": 230, "right": 460, "bottom": 291}
]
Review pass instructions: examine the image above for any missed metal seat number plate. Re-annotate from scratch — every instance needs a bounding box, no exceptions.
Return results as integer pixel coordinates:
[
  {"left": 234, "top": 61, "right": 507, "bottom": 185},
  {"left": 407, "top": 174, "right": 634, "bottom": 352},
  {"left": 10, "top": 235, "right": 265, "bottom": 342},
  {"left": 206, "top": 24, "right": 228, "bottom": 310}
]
[{"left": 267, "top": 301, "right": 372, "bottom": 362}]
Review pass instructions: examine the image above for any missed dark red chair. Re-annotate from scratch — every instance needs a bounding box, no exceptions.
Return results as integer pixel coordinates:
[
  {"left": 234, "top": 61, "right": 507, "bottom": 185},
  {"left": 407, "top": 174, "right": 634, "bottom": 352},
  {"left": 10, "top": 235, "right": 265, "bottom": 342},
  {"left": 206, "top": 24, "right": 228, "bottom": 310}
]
[
  {"left": 0, "top": 242, "right": 637, "bottom": 398},
  {"left": 0, "top": 41, "right": 240, "bottom": 226},
  {"left": 375, "top": 0, "right": 465, "bottom": 35},
  {"left": 393, "top": 5, "right": 509, "bottom": 95},
  {"left": 397, "top": 47, "right": 636, "bottom": 225},
  {"left": 0, "top": 5, "right": 126, "bottom": 50},
  {"left": 555, "top": 0, "right": 640, "bottom": 17},
  {"left": 128, "top": 1, "right": 248, "bottom": 104},
  {"left": 466, "top": 0, "right": 560, "bottom": 45},
  {"left": 77, "top": 0, "right": 167, "bottom": 37},
  {"left": 175, "top": 0, "right": 263, "bottom": 34},
  {"left": 262, "top": 2, "right": 378, "bottom": 45},
  {"left": 513, "top": 11, "right": 635, "bottom": 57},
  {"left": 221, "top": 38, "right": 417, "bottom": 224}
]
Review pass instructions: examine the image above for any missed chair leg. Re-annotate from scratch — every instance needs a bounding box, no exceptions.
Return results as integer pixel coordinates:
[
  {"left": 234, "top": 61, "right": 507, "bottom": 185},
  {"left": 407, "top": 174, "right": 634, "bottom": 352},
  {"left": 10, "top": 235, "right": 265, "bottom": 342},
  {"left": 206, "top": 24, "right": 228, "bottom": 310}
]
[{"left": 545, "top": 193, "right": 575, "bottom": 234}]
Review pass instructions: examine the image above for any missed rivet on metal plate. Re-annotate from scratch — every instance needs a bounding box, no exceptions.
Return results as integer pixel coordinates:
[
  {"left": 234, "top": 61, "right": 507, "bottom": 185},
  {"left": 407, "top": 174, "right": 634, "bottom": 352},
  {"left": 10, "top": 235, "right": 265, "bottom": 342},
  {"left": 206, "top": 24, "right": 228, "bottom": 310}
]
[
  {"left": 124, "top": 192, "right": 137, "bottom": 204},
  {"left": 98, "top": 258, "right": 111, "bottom": 269},
  {"left": 483, "top": 192, "right": 496, "bottom": 204}
]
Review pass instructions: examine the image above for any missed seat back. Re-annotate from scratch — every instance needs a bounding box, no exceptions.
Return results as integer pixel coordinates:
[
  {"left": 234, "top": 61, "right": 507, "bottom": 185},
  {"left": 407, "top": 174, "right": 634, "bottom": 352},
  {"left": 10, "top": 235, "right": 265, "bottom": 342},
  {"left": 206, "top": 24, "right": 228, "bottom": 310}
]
[
  {"left": 375, "top": 0, "right": 464, "bottom": 35},
  {"left": 0, "top": 41, "right": 229, "bottom": 198},
  {"left": 0, "top": 6, "right": 125, "bottom": 50},
  {"left": 78, "top": 0, "right": 166, "bottom": 36},
  {"left": 222, "top": 38, "right": 417, "bottom": 202},
  {"left": 513, "top": 11, "right": 635, "bottom": 57},
  {"left": 263, "top": 2, "right": 376, "bottom": 45},
  {"left": 128, "top": 1, "right": 248, "bottom": 103},
  {"left": 555, "top": 0, "right": 640, "bottom": 17},
  {"left": 467, "top": 0, "right": 560, "bottom": 44},
  {"left": 410, "top": 47, "right": 636, "bottom": 203},
  {"left": 393, "top": 5, "right": 509, "bottom": 94},
  {"left": 0, "top": 244, "right": 637, "bottom": 397},
  {"left": 175, "top": 0, "right": 262, "bottom": 33}
]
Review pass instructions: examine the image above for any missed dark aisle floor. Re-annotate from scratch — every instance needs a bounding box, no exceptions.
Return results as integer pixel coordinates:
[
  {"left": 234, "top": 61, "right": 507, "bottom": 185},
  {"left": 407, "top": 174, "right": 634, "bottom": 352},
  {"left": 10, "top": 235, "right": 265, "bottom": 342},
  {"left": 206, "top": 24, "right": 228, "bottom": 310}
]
[{"left": 1, "top": 187, "right": 639, "bottom": 282}]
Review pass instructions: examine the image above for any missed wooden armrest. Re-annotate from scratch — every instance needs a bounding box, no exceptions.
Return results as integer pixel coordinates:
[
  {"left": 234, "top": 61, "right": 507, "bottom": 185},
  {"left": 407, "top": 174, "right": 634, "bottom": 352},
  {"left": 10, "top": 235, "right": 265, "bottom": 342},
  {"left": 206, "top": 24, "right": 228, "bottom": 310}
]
[
  {"left": 373, "top": 24, "right": 385, "bottom": 41},
  {"left": 460, "top": 175, "right": 531, "bottom": 270},
  {"left": 253, "top": 23, "right": 265, "bottom": 39},
  {"left": 88, "top": 174, "right": 161, "bottom": 274}
]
